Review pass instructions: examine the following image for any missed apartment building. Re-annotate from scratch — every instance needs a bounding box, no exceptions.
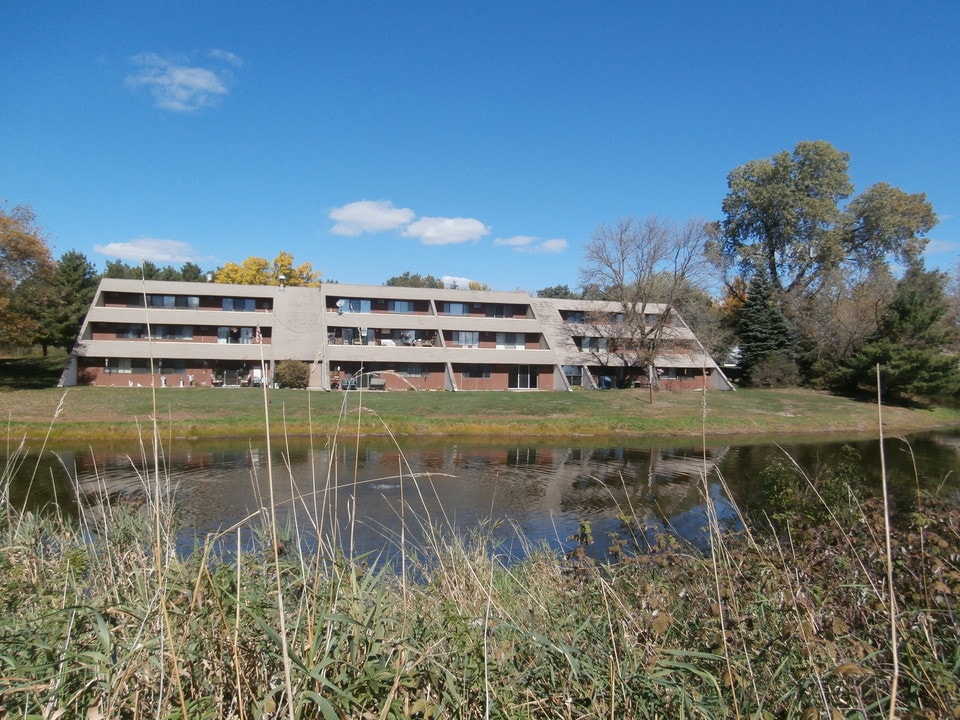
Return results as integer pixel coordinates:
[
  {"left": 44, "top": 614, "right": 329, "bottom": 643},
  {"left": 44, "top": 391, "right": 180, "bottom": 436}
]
[{"left": 62, "top": 278, "right": 733, "bottom": 391}]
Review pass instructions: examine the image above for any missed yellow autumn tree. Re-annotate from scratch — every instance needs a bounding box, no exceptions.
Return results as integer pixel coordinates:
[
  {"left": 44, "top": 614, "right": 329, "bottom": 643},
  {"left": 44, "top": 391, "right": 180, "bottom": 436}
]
[
  {"left": 271, "top": 251, "right": 321, "bottom": 287},
  {"left": 1, "top": 204, "right": 55, "bottom": 348},
  {"left": 214, "top": 252, "right": 320, "bottom": 286}
]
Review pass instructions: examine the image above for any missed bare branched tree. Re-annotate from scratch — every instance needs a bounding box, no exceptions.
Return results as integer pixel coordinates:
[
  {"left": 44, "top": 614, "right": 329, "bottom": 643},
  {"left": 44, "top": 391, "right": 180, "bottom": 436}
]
[{"left": 579, "top": 215, "right": 711, "bottom": 388}]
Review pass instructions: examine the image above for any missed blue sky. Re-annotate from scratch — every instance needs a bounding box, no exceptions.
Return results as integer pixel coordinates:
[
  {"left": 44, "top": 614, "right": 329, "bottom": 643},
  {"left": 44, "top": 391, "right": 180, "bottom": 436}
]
[{"left": 2, "top": 1, "right": 958, "bottom": 293}]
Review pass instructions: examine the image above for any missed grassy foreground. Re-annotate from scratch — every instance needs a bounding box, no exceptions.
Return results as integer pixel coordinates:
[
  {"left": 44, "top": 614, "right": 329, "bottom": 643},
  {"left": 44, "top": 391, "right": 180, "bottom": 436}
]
[
  {"left": 1, "top": 440, "right": 958, "bottom": 718},
  {"left": 0, "top": 385, "right": 959, "bottom": 443},
  {"left": 2, "top": 354, "right": 959, "bottom": 717}
]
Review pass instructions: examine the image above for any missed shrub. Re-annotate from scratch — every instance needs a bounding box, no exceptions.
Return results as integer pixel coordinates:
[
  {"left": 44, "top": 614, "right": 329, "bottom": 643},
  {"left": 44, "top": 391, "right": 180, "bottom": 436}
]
[
  {"left": 274, "top": 359, "right": 310, "bottom": 388},
  {"left": 747, "top": 352, "right": 800, "bottom": 388}
]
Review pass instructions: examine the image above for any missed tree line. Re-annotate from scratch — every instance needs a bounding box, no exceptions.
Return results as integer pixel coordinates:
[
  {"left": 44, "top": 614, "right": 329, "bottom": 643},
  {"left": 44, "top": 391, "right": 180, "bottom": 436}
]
[
  {"left": 3, "top": 139, "right": 957, "bottom": 400},
  {"left": 545, "top": 140, "right": 958, "bottom": 400}
]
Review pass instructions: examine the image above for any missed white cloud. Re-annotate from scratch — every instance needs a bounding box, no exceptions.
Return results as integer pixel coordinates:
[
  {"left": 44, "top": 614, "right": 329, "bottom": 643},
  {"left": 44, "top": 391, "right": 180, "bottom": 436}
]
[
  {"left": 494, "top": 235, "right": 538, "bottom": 248},
  {"left": 402, "top": 217, "right": 490, "bottom": 245},
  {"left": 94, "top": 238, "right": 199, "bottom": 264},
  {"left": 328, "top": 200, "right": 415, "bottom": 236},
  {"left": 208, "top": 48, "right": 243, "bottom": 67},
  {"left": 538, "top": 238, "right": 569, "bottom": 253},
  {"left": 495, "top": 235, "right": 568, "bottom": 254},
  {"left": 126, "top": 52, "right": 236, "bottom": 112},
  {"left": 441, "top": 275, "right": 475, "bottom": 288},
  {"left": 327, "top": 199, "right": 491, "bottom": 246}
]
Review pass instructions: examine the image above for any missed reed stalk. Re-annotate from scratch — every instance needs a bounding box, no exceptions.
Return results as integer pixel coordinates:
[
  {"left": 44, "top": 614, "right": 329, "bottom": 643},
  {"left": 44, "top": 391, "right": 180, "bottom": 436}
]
[{"left": 876, "top": 364, "right": 900, "bottom": 720}]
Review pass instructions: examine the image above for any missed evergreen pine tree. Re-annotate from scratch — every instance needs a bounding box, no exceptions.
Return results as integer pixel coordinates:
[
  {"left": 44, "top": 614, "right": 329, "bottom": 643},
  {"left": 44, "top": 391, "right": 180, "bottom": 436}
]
[
  {"left": 41, "top": 251, "right": 99, "bottom": 353},
  {"left": 832, "top": 265, "right": 960, "bottom": 399},
  {"left": 737, "top": 268, "right": 796, "bottom": 386}
]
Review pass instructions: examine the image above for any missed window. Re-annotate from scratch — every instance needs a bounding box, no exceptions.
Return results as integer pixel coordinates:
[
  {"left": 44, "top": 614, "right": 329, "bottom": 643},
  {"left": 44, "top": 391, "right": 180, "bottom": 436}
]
[
  {"left": 105, "top": 292, "right": 144, "bottom": 308},
  {"left": 215, "top": 326, "right": 257, "bottom": 343},
  {"left": 496, "top": 333, "right": 524, "bottom": 350},
  {"left": 218, "top": 327, "right": 246, "bottom": 343},
  {"left": 343, "top": 299, "right": 371, "bottom": 313},
  {"left": 388, "top": 300, "right": 414, "bottom": 313},
  {"left": 114, "top": 359, "right": 151, "bottom": 374},
  {"left": 149, "top": 295, "right": 176, "bottom": 308},
  {"left": 563, "top": 365, "right": 583, "bottom": 387},
  {"left": 442, "top": 302, "right": 468, "bottom": 315},
  {"left": 222, "top": 298, "right": 256, "bottom": 312},
  {"left": 399, "top": 364, "right": 425, "bottom": 377},
  {"left": 462, "top": 366, "right": 490, "bottom": 379},
  {"left": 148, "top": 295, "right": 200, "bottom": 309},
  {"left": 115, "top": 324, "right": 144, "bottom": 339},
  {"left": 486, "top": 304, "right": 506, "bottom": 318},
  {"left": 452, "top": 331, "right": 479, "bottom": 347},
  {"left": 564, "top": 311, "right": 584, "bottom": 323},
  {"left": 150, "top": 325, "right": 194, "bottom": 340},
  {"left": 579, "top": 337, "right": 607, "bottom": 352}
]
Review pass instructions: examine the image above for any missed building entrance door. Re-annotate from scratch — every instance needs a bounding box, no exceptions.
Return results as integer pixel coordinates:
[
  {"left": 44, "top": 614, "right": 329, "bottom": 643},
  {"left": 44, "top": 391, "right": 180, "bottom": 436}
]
[{"left": 509, "top": 365, "right": 538, "bottom": 389}]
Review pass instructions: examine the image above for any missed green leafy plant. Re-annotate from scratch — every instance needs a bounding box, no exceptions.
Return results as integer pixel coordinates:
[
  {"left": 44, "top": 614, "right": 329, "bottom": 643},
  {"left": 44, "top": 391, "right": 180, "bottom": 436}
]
[{"left": 274, "top": 359, "right": 310, "bottom": 389}]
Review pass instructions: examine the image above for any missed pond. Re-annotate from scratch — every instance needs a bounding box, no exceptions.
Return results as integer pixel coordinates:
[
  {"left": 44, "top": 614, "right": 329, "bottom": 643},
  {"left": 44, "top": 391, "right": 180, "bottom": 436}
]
[{"left": 5, "top": 429, "right": 960, "bottom": 562}]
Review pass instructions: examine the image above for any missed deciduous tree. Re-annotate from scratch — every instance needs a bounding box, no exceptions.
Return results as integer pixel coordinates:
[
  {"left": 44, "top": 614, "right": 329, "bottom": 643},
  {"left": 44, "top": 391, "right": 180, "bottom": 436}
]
[
  {"left": 720, "top": 140, "right": 936, "bottom": 297},
  {"left": 270, "top": 251, "right": 320, "bottom": 286},
  {"left": 215, "top": 252, "right": 320, "bottom": 286},
  {"left": 579, "top": 215, "right": 710, "bottom": 387},
  {"left": 673, "top": 282, "right": 735, "bottom": 363},
  {"left": 0, "top": 204, "right": 55, "bottom": 348},
  {"left": 795, "top": 265, "right": 896, "bottom": 382}
]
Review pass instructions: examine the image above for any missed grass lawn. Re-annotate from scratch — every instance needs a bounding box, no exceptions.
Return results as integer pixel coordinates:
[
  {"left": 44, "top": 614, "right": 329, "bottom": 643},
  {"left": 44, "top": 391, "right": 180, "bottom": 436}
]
[
  {"left": 0, "top": 352, "right": 960, "bottom": 440},
  {"left": 2, "top": 354, "right": 959, "bottom": 441}
]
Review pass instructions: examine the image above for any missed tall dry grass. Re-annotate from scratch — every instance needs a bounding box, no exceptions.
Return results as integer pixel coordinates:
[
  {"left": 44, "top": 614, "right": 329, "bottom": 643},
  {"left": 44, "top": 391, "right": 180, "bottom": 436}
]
[{"left": 1, "top": 381, "right": 958, "bottom": 718}]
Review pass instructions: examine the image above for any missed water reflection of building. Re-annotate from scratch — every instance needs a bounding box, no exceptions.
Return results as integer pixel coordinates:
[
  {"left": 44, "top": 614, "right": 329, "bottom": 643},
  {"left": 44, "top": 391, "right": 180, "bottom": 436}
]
[
  {"left": 542, "top": 445, "right": 730, "bottom": 520},
  {"left": 51, "top": 441, "right": 734, "bottom": 557}
]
